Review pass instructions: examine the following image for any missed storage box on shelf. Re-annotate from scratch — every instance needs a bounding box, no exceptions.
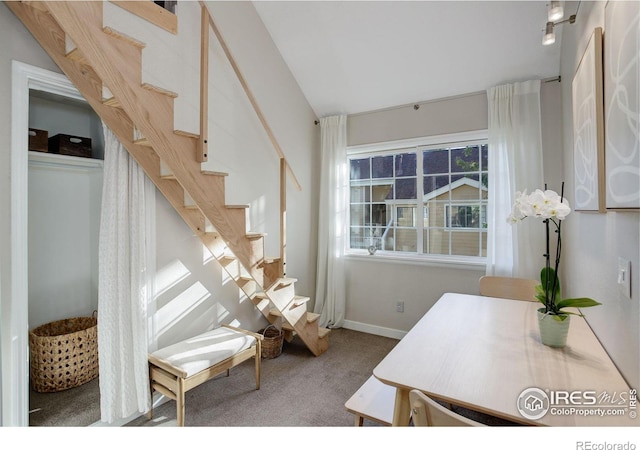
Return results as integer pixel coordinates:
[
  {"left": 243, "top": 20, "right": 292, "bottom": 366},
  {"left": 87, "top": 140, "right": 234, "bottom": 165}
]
[
  {"left": 48, "top": 133, "right": 92, "bottom": 158},
  {"left": 28, "top": 128, "right": 48, "bottom": 152}
]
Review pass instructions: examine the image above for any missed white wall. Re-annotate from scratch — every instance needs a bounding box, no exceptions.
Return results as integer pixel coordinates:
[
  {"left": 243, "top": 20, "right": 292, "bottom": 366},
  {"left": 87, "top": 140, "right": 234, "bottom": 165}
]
[
  {"left": 559, "top": 1, "right": 639, "bottom": 389},
  {"left": 344, "top": 82, "right": 564, "bottom": 337},
  {"left": 28, "top": 156, "right": 103, "bottom": 329}
]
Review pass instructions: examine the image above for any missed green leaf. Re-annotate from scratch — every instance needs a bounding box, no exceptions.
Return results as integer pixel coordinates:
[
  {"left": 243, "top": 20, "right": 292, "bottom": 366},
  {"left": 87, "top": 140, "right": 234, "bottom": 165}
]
[
  {"left": 556, "top": 297, "right": 602, "bottom": 309},
  {"left": 540, "top": 267, "right": 561, "bottom": 298}
]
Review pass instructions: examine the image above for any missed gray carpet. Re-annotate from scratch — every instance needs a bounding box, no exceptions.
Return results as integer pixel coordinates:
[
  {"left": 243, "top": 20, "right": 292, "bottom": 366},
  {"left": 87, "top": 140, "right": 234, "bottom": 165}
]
[{"left": 28, "top": 328, "right": 521, "bottom": 427}]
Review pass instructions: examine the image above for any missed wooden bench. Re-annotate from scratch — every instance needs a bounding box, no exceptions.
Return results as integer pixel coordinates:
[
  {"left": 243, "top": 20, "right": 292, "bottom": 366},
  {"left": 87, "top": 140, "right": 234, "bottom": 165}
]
[
  {"left": 345, "top": 375, "right": 396, "bottom": 426},
  {"left": 147, "top": 324, "right": 262, "bottom": 426}
]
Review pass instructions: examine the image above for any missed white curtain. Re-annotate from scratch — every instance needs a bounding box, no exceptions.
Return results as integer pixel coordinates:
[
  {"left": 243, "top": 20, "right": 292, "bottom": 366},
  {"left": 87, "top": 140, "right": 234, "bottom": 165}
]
[
  {"left": 486, "top": 80, "right": 544, "bottom": 279},
  {"left": 98, "top": 122, "right": 156, "bottom": 423},
  {"left": 314, "top": 115, "right": 348, "bottom": 328}
]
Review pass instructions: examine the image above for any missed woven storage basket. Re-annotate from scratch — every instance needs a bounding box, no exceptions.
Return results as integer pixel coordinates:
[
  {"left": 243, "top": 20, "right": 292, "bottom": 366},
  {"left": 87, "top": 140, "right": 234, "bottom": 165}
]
[
  {"left": 259, "top": 325, "right": 284, "bottom": 359},
  {"left": 29, "top": 315, "right": 98, "bottom": 393}
]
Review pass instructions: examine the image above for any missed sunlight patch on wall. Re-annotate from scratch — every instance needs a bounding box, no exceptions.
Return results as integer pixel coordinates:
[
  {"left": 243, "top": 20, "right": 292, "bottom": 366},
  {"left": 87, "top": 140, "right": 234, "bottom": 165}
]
[
  {"left": 156, "top": 281, "right": 211, "bottom": 337},
  {"left": 202, "top": 243, "right": 215, "bottom": 265},
  {"left": 155, "top": 258, "right": 191, "bottom": 298},
  {"left": 214, "top": 302, "right": 231, "bottom": 324}
]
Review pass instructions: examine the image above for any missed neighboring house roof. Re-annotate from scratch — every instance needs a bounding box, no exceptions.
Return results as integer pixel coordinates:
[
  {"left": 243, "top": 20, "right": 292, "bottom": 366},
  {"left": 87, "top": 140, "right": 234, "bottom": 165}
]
[{"left": 424, "top": 176, "right": 487, "bottom": 202}]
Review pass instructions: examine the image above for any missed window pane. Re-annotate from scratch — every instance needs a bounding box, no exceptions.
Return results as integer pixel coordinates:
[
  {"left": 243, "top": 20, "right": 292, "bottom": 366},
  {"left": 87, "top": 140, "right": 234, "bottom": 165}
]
[
  {"left": 395, "top": 229, "right": 417, "bottom": 252},
  {"left": 350, "top": 204, "right": 369, "bottom": 227},
  {"left": 372, "top": 183, "right": 393, "bottom": 201},
  {"left": 396, "top": 206, "right": 416, "bottom": 227},
  {"left": 424, "top": 228, "right": 449, "bottom": 255},
  {"left": 395, "top": 178, "right": 416, "bottom": 199},
  {"left": 481, "top": 144, "right": 488, "bottom": 170},
  {"left": 371, "top": 204, "right": 389, "bottom": 227},
  {"left": 372, "top": 155, "right": 393, "bottom": 178},
  {"left": 395, "top": 152, "right": 416, "bottom": 177},
  {"left": 450, "top": 231, "right": 485, "bottom": 257},
  {"left": 383, "top": 228, "right": 394, "bottom": 251},
  {"left": 423, "top": 149, "right": 449, "bottom": 175},
  {"left": 425, "top": 200, "right": 446, "bottom": 227},
  {"left": 424, "top": 175, "right": 450, "bottom": 196},
  {"left": 350, "top": 227, "right": 370, "bottom": 249},
  {"left": 350, "top": 185, "right": 370, "bottom": 202},
  {"left": 451, "top": 146, "right": 480, "bottom": 173},
  {"left": 350, "top": 158, "right": 370, "bottom": 180}
]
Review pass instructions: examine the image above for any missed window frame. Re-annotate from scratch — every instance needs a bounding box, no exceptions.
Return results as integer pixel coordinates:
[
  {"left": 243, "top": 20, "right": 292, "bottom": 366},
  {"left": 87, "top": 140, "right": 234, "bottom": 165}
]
[{"left": 346, "top": 130, "right": 488, "bottom": 268}]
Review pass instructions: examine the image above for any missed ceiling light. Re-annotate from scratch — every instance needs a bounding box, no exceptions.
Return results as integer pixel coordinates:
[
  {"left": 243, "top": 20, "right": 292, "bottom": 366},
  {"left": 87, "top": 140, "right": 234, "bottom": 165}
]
[
  {"left": 548, "top": 1, "right": 564, "bottom": 22},
  {"left": 542, "top": 22, "right": 555, "bottom": 46}
]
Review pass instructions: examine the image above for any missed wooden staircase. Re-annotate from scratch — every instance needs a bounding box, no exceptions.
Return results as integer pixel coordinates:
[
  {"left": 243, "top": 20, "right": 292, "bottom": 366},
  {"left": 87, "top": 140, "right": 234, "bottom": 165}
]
[{"left": 8, "top": 0, "right": 329, "bottom": 356}]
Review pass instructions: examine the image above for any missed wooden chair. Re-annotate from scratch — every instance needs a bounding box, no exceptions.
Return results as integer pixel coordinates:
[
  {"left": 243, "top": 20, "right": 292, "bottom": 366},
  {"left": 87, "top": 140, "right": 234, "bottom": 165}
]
[
  {"left": 479, "top": 276, "right": 538, "bottom": 302},
  {"left": 147, "top": 324, "right": 262, "bottom": 426},
  {"left": 410, "top": 390, "right": 486, "bottom": 426}
]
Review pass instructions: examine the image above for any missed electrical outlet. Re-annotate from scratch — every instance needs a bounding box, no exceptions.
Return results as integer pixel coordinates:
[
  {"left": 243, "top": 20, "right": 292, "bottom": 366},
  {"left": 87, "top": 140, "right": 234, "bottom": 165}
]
[
  {"left": 618, "top": 257, "right": 631, "bottom": 299},
  {"left": 396, "top": 301, "right": 404, "bottom": 313}
]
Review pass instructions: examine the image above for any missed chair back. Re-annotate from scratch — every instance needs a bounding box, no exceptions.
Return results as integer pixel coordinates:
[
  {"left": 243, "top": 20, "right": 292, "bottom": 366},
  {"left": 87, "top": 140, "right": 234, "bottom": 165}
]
[
  {"left": 409, "top": 390, "right": 485, "bottom": 426},
  {"left": 479, "top": 276, "right": 538, "bottom": 302}
]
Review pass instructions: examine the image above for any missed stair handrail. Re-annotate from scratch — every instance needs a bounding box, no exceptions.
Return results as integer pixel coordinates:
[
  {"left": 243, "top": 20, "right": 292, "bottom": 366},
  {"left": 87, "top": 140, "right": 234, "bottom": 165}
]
[{"left": 200, "top": 2, "right": 302, "bottom": 192}]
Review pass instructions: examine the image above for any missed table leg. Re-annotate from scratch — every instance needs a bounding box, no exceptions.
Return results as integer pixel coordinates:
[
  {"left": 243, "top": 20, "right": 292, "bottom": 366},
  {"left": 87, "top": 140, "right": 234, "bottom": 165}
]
[{"left": 392, "top": 387, "right": 411, "bottom": 426}]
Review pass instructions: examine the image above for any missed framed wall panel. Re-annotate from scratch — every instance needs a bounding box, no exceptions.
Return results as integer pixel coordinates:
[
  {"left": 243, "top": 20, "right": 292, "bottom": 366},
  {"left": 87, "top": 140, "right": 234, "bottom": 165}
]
[
  {"left": 604, "top": 1, "right": 640, "bottom": 210},
  {"left": 572, "top": 27, "right": 605, "bottom": 213}
]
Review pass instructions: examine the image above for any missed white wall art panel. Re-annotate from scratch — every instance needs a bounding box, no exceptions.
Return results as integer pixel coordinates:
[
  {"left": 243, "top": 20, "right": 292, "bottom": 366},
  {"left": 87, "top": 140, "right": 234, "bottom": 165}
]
[
  {"left": 572, "top": 27, "right": 605, "bottom": 212},
  {"left": 604, "top": 1, "right": 640, "bottom": 210}
]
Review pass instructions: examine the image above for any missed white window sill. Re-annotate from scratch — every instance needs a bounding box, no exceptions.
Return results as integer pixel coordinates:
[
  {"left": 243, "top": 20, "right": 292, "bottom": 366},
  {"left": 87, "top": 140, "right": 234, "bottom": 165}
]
[{"left": 344, "top": 251, "right": 486, "bottom": 271}]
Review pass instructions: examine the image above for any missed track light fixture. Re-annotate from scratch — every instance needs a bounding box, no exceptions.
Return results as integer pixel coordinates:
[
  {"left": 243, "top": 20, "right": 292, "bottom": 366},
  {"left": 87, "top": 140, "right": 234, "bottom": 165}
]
[
  {"left": 548, "top": 1, "right": 564, "bottom": 22},
  {"left": 542, "top": 13, "right": 577, "bottom": 46}
]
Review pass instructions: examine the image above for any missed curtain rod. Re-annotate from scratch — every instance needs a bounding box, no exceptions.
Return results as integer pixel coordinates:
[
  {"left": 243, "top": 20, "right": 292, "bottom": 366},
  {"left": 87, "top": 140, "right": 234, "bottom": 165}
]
[{"left": 314, "top": 77, "right": 561, "bottom": 124}]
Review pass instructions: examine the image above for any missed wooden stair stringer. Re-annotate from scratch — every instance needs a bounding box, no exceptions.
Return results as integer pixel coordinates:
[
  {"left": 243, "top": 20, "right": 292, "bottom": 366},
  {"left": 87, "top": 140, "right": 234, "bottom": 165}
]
[
  {"left": 41, "top": 0, "right": 262, "bottom": 284},
  {"left": 265, "top": 278, "right": 329, "bottom": 356}
]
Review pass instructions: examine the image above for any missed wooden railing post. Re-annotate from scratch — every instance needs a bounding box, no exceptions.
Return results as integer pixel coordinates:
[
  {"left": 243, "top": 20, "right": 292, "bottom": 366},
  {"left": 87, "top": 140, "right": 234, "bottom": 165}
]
[
  {"left": 280, "top": 158, "right": 287, "bottom": 276},
  {"left": 198, "top": 3, "right": 209, "bottom": 162}
]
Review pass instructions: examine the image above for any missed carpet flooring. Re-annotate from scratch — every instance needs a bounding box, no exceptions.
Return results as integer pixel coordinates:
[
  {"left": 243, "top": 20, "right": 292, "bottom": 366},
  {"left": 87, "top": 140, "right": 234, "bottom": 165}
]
[{"left": 28, "top": 328, "right": 521, "bottom": 427}]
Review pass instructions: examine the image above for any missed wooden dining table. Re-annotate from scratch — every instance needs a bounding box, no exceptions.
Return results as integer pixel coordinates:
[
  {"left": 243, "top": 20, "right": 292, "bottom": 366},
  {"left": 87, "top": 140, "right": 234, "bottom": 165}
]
[{"left": 373, "top": 292, "right": 637, "bottom": 426}]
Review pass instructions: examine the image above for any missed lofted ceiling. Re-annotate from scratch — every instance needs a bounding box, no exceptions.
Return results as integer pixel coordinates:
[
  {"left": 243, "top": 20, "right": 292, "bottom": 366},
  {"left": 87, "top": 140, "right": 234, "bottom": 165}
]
[{"left": 252, "top": 0, "right": 567, "bottom": 118}]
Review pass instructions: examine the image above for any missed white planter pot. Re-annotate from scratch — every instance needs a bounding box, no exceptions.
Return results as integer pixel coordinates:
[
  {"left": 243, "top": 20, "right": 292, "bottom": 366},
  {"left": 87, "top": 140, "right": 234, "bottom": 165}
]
[{"left": 537, "top": 310, "right": 570, "bottom": 348}]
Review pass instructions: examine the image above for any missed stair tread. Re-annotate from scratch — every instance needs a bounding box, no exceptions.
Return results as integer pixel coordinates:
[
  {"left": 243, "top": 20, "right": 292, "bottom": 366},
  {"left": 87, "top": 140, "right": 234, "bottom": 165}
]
[
  {"left": 102, "top": 97, "right": 121, "bottom": 108},
  {"left": 318, "top": 328, "right": 331, "bottom": 338},
  {"left": 65, "top": 48, "right": 86, "bottom": 63},
  {"left": 226, "top": 204, "right": 249, "bottom": 209},
  {"left": 102, "top": 26, "right": 146, "bottom": 48},
  {"left": 201, "top": 170, "right": 229, "bottom": 177},
  {"left": 174, "top": 129, "right": 199, "bottom": 139},
  {"left": 142, "top": 82, "right": 178, "bottom": 98},
  {"left": 133, "top": 137, "right": 153, "bottom": 147}
]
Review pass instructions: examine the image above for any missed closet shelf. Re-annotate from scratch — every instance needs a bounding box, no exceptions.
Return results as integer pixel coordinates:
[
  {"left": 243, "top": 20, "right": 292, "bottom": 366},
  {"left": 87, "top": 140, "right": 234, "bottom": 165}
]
[{"left": 28, "top": 151, "right": 104, "bottom": 169}]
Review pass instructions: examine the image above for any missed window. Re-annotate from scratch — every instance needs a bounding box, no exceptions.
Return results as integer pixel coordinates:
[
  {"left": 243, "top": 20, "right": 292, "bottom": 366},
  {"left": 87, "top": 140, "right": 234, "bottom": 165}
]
[{"left": 348, "top": 133, "right": 488, "bottom": 260}]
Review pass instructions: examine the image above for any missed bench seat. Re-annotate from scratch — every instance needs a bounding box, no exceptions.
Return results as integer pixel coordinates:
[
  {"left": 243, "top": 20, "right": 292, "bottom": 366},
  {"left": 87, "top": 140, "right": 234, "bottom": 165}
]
[
  {"left": 345, "top": 375, "right": 396, "bottom": 426},
  {"left": 148, "top": 324, "right": 262, "bottom": 426}
]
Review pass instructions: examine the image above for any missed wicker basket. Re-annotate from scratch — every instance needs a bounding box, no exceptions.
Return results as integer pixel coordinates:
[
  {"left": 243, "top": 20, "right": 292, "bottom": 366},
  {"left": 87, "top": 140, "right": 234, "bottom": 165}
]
[
  {"left": 259, "top": 325, "right": 284, "bottom": 359},
  {"left": 29, "top": 315, "right": 99, "bottom": 393}
]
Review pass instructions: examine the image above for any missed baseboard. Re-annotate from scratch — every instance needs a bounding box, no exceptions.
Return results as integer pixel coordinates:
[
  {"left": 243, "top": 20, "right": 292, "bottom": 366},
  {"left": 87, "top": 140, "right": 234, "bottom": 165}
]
[{"left": 342, "top": 320, "right": 407, "bottom": 340}]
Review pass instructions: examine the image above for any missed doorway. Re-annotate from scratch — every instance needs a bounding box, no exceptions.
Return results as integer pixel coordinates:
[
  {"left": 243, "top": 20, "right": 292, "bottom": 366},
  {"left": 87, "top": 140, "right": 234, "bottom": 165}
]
[{"left": 6, "top": 61, "right": 102, "bottom": 426}]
